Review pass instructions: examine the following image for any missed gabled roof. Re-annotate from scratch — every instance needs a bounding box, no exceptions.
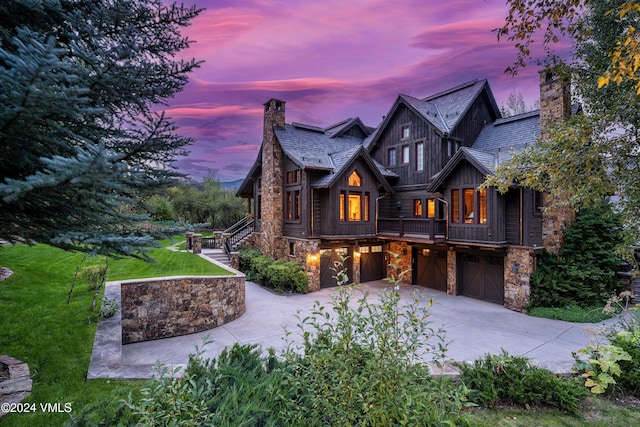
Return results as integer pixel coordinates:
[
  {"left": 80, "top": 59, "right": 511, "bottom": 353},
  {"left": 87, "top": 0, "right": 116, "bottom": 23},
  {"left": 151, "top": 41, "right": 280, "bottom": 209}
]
[
  {"left": 366, "top": 79, "right": 501, "bottom": 151},
  {"left": 426, "top": 147, "right": 496, "bottom": 192},
  {"left": 311, "top": 145, "right": 395, "bottom": 192},
  {"left": 236, "top": 147, "right": 262, "bottom": 197},
  {"left": 324, "top": 117, "right": 373, "bottom": 138}
]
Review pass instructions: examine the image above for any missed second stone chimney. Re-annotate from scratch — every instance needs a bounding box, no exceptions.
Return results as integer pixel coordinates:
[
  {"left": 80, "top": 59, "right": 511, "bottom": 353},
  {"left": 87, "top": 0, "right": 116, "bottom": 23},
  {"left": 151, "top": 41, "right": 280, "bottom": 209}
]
[{"left": 538, "top": 69, "right": 574, "bottom": 253}]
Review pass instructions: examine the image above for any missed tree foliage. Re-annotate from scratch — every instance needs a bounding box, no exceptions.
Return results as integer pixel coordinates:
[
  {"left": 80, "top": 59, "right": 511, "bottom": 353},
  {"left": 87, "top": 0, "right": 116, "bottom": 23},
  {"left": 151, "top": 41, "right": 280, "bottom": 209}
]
[
  {"left": 490, "top": 0, "right": 640, "bottom": 258},
  {"left": 0, "top": 0, "right": 202, "bottom": 258}
]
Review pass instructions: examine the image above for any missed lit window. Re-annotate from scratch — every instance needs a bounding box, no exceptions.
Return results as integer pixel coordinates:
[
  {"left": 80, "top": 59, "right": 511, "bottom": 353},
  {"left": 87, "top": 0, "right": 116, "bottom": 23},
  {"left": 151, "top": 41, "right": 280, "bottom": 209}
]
[
  {"left": 340, "top": 191, "right": 346, "bottom": 221},
  {"left": 414, "top": 199, "right": 423, "bottom": 217},
  {"left": 371, "top": 245, "right": 383, "bottom": 253},
  {"left": 401, "top": 125, "right": 410, "bottom": 139},
  {"left": 348, "top": 194, "right": 361, "bottom": 221},
  {"left": 427, "top": 199, "right": 435, "bottom": 218},
  {"left": 364, "top": 193, "right": 370, "bottom": 222},
  {"left": 451, "top": 189, "right": 460, "bottom": 223},
  {"left": 416, "top": 142, "right": 424, "bottom": 171},
  {"left": 359, "top": 246, "right": 370, "bottom": 253},
  {"left": 463, "top": 189, "right": 474, "bottom": 223},
  {"left": 348, "top": 171, "right": 361, "bottom": 187},
  {"left": 478, "top": 188, "right": 487, "bottom": 224},
  {"left": 402, "top": 145, "right": 410, "bottom": 164},
  {"left": 388, "top": 148, "right": 397, "bottom": 166}
]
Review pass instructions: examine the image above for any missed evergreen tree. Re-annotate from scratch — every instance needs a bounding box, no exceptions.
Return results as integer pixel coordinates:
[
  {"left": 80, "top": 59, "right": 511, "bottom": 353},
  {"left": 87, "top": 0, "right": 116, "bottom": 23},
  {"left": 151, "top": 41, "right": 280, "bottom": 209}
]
[{"left": 0, "top": 0, "right": 202, "bottom": 258}]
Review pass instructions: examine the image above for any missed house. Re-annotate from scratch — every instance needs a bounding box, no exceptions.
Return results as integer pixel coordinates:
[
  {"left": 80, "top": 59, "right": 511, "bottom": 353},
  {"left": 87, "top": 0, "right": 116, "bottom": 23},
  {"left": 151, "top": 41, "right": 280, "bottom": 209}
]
[{"left": 235, "top": 70, "right": 574, "bottom": 312}]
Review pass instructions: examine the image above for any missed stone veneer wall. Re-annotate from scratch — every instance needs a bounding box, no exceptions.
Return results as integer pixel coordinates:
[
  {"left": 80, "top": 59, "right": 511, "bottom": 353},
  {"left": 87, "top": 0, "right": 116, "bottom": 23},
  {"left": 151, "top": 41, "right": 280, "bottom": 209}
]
[
  {"left": 446, "top": 247, "right": 457, "bottom": 296},
  {"left": 260, "top": 99, "right": 287, "bottom": 259},
  {"left": 387, "top": 241, "right": 412, "bottom": 285},
  {"left": 287, "top": 238, "right": 321, "bottom": 292},
  {"left": 503, "top": 247, "right": 534, "bottom": 312},
  {"left": 120, "top": 276, "right": 245, "bottom": 344}
]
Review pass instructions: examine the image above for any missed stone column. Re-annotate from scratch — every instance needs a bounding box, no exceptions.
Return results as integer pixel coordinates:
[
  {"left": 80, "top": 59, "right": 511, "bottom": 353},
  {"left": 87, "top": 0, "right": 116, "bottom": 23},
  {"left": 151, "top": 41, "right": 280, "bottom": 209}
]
[
  {"left": 186, "top": 232, "right": 193, "bottom": 250},
  {"left": 387, "top": 241, "right": 412, "bottom": 284},
  {"left": 192, "top": 234, "right": 202, "bottom": 254},
  {"left": 446, "top": 247, "right": 457, "bottom": 295},
  {"left": 503, "top": 247, "right": 535, "bottom": 312}
]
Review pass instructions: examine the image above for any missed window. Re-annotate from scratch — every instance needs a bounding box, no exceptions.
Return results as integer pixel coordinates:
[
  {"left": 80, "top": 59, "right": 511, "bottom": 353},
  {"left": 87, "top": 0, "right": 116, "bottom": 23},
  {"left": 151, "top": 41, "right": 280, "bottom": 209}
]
[
  {"left": 285, "top": 190, "right": 300, "bottom": 220},
  {"left": 359, "top": 246, "right": 370, "bottom": 254},
  {"left": 371, "top": 245, "right": 383, "bottom": 253},
  {"left": 257, "top": 178, "right": 262, "bottom": 189},
  {"left": 534, "top": 191, "right": 544, "bottom": 214},
  {"left": 447, "top": 140, "right": 460, "bottom": 158},
  {"left": 427, "top": 199, "right": 435, "bottom": 218},
  {"left": 414, "top": 199, "right": 423, "bottom": 217},
  {"left": 451, "top": 189, "right": 460, "bottom": 223},
  {"left": 401, "top": 125, "right": 410, "bottom": 139},
  {"left": 348, "top": 193, "right": 361, "bottom": 221},
  {"left": 388, "top": 148, "right": 397, "bottom": 166},
  {"left": 348, "top": 171, "right": 361, "bottom": 187},
  {"left": 289, "top": 242, "right": 295, "bottom": 256},
  {"left": 416, "top": 142, "right": 424, "bottom": 171},
  {"left": 402, "top": 145, "right": 410, "bottom": 164},
  {"left": 340, "top": 190, "right": 370, "bottom": 222},
  {"left": 478, "top": 188, "right": 487, "bottom": 224},
  {"left": 463, "top": 189, "right": 474, "bottom": 223},
  {"left": 257, "top": 195, "right": 262, "bottom": 219},
  {"left": 286, "top": 169, "right": 300, "bottom": 184}
]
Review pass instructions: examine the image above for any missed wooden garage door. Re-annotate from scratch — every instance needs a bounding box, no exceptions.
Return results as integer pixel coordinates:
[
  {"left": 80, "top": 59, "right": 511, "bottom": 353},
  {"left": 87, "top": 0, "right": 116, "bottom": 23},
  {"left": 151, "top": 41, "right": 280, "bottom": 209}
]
[
  {"left": 320, "top": 247, "right": 352, "bottom": 288},
  {"left": 459, "top": 253, "right": 504, "bottom": 304},
  {"left": 359, "top": 245, "right": 384, "bottom": 283},
  {"left": 414, "top": 248, "right": 447, "bottom": 292}
]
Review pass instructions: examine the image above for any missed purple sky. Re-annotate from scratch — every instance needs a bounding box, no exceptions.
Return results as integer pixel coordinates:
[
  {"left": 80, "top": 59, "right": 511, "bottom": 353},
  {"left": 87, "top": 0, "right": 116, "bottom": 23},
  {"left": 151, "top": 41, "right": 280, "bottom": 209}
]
[{"left": 166, "top": 0, "right": 564, "bottom": 182}]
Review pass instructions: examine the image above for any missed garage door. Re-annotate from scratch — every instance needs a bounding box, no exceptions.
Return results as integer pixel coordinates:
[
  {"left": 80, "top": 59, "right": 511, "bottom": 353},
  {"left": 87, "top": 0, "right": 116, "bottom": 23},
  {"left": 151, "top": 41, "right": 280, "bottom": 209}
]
[
  {"left": 459, "top": 253, "right": 504, "bottom": 304},
  {"left": 414, "top": 248, "right": 447, "bottom": 292},
  {"left": 359, "top": 245, "right": 385, "bottom": 283},
  {"left": 320, "top": 247, "right": 352, "bottom": 288}
]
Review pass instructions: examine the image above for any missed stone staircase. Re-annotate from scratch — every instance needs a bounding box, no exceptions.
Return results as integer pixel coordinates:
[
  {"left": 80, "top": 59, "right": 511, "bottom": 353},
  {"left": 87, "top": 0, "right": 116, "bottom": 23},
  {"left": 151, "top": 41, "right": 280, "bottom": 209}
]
[{"left": 203, "top": 248, "right": 231, "bottom": 267}]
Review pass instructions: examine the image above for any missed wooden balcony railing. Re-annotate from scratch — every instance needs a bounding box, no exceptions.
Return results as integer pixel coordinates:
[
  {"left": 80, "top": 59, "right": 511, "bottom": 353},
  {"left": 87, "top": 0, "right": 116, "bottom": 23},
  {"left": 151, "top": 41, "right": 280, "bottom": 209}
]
[{"left": 377, "top": 217, "right": 447, "bottom": 240}]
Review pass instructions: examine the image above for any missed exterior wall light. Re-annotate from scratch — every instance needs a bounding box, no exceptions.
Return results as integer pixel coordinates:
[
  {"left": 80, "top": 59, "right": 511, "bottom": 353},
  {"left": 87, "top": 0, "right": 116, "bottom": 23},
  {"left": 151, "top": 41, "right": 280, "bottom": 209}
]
[{"left": 511, "top": 263, "right": 519, "bottom": 274}]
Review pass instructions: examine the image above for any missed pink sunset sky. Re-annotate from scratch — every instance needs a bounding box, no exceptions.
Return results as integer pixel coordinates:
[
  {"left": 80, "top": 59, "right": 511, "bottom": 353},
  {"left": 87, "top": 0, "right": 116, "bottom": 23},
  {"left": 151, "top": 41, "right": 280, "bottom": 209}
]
[{"left": 166, "top": 0, "right": 567, "bottom": 182}]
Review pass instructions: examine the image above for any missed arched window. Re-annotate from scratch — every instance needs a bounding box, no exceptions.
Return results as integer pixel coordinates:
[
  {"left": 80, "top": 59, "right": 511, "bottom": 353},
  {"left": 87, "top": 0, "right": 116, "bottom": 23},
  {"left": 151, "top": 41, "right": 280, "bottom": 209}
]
[{"left": 348, "top": 171, "right": 361, "bottom": 187}]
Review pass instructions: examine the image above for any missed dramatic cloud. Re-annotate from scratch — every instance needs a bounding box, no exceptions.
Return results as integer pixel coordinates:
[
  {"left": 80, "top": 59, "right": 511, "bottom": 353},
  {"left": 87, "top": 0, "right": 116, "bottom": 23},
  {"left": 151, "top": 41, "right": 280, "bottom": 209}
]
[{"left": 167, "top": 0, "right": 565, "bottom": 181}]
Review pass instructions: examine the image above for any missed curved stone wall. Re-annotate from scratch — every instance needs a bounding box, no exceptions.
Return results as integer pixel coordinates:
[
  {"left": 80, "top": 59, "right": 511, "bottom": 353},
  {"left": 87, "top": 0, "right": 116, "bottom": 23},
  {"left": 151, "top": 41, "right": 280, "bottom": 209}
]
[{"left": 120, "top": 275, "right": 245, "bottom": 344}]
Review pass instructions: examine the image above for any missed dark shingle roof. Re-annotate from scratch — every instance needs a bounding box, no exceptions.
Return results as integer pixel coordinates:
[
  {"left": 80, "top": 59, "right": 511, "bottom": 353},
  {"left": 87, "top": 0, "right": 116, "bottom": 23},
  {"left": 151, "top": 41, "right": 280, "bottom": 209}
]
[{"left": 422, "top": 79, "right": 492, "bottom": 131}]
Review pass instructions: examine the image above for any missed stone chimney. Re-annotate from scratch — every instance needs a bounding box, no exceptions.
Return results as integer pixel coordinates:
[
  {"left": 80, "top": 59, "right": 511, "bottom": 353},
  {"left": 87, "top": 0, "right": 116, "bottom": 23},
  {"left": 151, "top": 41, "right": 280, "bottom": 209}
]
[
  {"left": 260, "top": 99, "right": 286, "bottom": 258},
  {"left": 539, "top": 69, "right": 574, "bottom": 253}
]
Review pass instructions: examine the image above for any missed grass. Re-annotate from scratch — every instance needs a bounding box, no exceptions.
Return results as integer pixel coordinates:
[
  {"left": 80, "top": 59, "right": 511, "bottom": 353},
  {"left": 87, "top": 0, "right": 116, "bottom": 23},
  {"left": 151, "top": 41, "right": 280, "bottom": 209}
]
[
  {"left": 528, "top": 304, "right": 616, "bottom": 323},
  {"left": 0, "top": 241, "right": 230, "bottom": 426}
]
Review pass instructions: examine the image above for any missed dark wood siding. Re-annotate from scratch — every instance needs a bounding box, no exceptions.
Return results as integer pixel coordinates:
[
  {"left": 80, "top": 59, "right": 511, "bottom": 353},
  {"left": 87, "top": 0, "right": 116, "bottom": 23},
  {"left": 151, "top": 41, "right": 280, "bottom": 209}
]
[
  {"left": 445, "top": 162, "right": 505, "bottom": 243},
  {"left": 524, "top": 188, "right": 543, "bottom": 247},
  {"left": 318, "top": 157, "right": 379, "bottom": 237},
  {"left": 282, "top": 157, "right": 307, "bottom": 238},
  {"left": 448, "top": 94, "right": 497, "bottom": 148},
  {"left": 369, "top": 104, "right": 443, "bottom": 186},
  {"left": 505, "top": 189, "right": 520, "bottom": 245}
]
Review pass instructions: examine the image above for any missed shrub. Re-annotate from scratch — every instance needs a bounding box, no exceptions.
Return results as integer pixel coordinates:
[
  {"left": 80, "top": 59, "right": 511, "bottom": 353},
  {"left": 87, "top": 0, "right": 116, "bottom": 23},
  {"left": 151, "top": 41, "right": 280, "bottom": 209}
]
[
  {"left": 456, "top": 351, "right": 588, "bottom": 414},
  {"left": 237, "top": 247, "right": 308, "bottom": 293},
  {"left": 79, "top": 264, "right": 108, "bottom": 291},
  {"left": 530, "top": 202, "right": 625, "bottom": 309},
  {"left": 279, "top": 258, "right": 470, "bottom": 426}
]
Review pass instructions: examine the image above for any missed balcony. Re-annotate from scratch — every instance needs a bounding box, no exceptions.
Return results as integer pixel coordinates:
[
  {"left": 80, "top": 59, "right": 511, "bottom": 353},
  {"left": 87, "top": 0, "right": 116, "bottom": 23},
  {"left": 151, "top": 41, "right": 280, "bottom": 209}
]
[{"left": 377, "top": 217, "right": 447, "bottom": 241}]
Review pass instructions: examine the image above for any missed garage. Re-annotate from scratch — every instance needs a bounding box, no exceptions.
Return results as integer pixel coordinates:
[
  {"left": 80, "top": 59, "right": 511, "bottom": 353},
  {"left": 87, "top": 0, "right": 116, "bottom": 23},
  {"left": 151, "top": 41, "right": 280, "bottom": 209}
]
[
  {"left": 359, "top": 244, "right": 385, "bottom": 283},
  {"left": 413, "top": 247, "right": 447, "bottom": 292},
  {"left": 320, "top": 247, "right": 353, "bottom": 288},
  {"left": 458, "top": 253, "right": 504, "bottom": 304}
]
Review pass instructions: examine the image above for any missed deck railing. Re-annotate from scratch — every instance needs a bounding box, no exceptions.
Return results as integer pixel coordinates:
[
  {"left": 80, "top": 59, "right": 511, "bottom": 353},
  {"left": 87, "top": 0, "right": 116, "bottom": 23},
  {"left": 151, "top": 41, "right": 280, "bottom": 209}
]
[{"left": 377, "top": 217, "right": 446, "bottom": 239}]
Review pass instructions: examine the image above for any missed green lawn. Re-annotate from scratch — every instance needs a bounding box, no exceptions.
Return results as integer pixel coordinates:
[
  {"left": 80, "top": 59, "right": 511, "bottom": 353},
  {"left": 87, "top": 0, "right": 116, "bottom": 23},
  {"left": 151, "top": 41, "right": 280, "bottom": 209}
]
[{"left": 0, "top": 242, "right": 229, "bottom": 426}]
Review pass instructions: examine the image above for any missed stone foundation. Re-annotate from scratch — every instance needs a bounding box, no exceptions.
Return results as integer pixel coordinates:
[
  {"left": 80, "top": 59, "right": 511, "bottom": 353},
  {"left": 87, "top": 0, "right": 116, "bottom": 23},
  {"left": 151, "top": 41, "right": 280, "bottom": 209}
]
[
  {"left": 120, "top": 275, "right": 245, "bottom": 344},
  {"left": 387, "top": 241, "right": 412, "bottom": 284},
  {"left": 504, "top": 247, "right": 534, "bottom": 312},
  {"left": 0, "top": 356, "right": 32, "bottom": 419}
]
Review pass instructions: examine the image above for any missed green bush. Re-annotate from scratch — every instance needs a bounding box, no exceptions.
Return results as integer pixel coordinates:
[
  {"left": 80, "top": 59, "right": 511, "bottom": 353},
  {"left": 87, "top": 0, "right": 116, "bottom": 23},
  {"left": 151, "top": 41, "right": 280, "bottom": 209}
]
[
  {"left": 79, "top": 263, "right": 108, "bottom": 290},
  {"left": 237, "top": 247, "right": 308, "bottom": 293},
  {"left": 456, "top": 351, "right": 588, "bottom": 414},
  {"left": 530, "top": 203, "right": 625, "bottom": 309},
  {"left": 279, "top": 258, "right": 470, "bottom": 426}
]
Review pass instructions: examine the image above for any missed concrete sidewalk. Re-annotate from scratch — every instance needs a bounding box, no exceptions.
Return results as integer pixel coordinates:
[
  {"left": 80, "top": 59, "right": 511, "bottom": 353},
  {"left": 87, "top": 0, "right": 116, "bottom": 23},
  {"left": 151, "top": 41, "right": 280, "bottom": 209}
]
[{"left": 88, "top": 275, "right": 618, "bottom": 379}]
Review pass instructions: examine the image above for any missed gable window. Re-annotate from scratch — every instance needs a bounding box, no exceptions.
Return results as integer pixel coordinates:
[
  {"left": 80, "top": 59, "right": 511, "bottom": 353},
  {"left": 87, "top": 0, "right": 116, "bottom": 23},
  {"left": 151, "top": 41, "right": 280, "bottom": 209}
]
[
  {"left": 451, "top": 189, "right": 460, "bottom": 223},
  {"left": 388, "top": 148, "right": 397, "bottom": 166},
  {"left": 401, "top": 125, "right": 410, "bottom": 139},
  {"left": 427, "top": 199, "right": 435, "bottom": 218},
  {"left": 463, "top": 189, "right": 475, "bottom": 223},
  {"left": 348, "top": 170, "right": 361, "bottom": 187},
  {"left": 402, "top": 145, "right": 410, "bottom": 164},
  {"left": 478, "top": 188, "right": 487, "bottom": 224},
  {"left": 414, "top": 199, "right": 423, "bottom": 217},
  {"left": 416, "top": 142, "right": 424, "bottom": 171}
]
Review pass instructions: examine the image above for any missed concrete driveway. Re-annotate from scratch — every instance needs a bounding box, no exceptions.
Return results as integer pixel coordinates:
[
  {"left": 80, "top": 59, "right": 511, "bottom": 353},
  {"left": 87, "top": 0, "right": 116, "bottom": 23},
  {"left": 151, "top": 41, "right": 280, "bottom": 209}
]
[{"left": 88, "top": 279, "right": 618, "bottom": 379}]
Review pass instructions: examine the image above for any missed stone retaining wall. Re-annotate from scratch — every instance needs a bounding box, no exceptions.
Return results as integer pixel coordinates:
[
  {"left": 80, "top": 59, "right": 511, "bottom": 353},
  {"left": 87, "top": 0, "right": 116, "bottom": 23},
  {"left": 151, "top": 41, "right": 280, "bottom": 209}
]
[{"left": 120, "top": 275, "right": 245, "bottom": 344}]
